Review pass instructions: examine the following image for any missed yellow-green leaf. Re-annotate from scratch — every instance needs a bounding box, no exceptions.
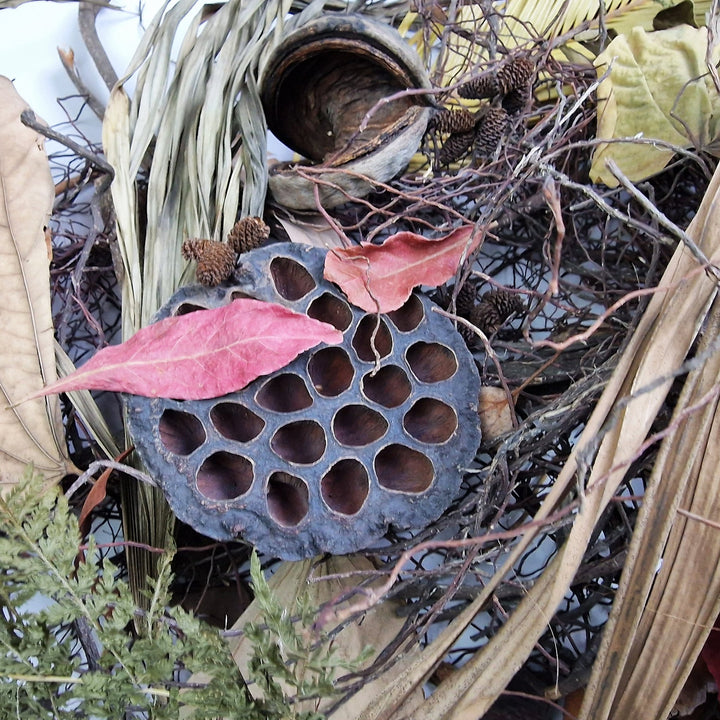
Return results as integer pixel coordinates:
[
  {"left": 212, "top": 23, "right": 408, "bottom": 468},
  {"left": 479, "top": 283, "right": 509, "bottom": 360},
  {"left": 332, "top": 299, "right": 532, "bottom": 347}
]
[{"left": 591, "top": 25, "right": 720, "bottom": 186}]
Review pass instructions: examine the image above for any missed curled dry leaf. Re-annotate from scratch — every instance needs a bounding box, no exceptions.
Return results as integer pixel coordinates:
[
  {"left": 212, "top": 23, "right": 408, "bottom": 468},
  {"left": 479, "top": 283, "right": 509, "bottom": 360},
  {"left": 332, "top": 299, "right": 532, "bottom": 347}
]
[
  {"left": 324, "top": 226, "right": 478, "bottom": 313},
  {"left": 31, "top": 298, "right": 343, "bottom": 401},
  {"left": 0, "top": 76, "right": 72, "bottom": 494},
  {"left": 591, "top": 25, "right": 720, "bottom": 186}
]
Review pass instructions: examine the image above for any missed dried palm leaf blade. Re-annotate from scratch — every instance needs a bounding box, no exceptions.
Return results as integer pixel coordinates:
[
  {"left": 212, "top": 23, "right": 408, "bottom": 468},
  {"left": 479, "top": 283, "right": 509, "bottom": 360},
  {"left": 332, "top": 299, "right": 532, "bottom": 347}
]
[{"left": 261, "top": 13, "right": 432, "bottom": 210}]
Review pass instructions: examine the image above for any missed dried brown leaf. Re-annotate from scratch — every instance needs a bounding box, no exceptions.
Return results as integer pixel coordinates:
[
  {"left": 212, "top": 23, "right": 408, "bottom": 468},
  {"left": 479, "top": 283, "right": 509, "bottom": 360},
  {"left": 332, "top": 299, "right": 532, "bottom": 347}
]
[{"left": 0, "top": 76, "right": 72, "bottom": 493}]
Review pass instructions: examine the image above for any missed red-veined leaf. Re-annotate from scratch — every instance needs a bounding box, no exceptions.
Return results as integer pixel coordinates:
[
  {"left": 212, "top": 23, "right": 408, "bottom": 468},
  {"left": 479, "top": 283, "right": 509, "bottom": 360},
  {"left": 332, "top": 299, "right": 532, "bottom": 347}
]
[
  {"left": 31, "top": 299, "right": 343, "bottom": 401},
  {"left": 323, "top": 226, "right": 478, "bottom": 313}
]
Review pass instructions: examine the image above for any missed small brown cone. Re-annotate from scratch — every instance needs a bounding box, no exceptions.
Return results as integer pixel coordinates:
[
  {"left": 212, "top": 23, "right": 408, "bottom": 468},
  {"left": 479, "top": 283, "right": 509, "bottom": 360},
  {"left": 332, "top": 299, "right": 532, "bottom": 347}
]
[
  {"left": 436, "top": 129, "right": 476, "bottom": 166},
  {"left": 468, "top": 301, "right": 503, "bottom": 336},
  {"left": 228, "top": 216, "right": 270, "bottom": 255},
  {"left": 474, "top": 106, "right": 509, "bottom": 157},
  {"left": 502, "top": 87, "right": 531, "bottom": 115},
  {"left": 458, "top": 74, "right": 498, "bottom": 100},
  {"left": 496, "top": 57, "right": 535, "bottom": 94},
  {"left": 482, "top": 289, "right": 525, "bottom": 320},
  {"left": 181, "top": 238, "right": 236, "bottom": 286},
  {"left": 454, "top": 281, "right": 478, "bottom": 318},
  {"left": 428, "top": 108, "right": 477, "bottom": 135}
]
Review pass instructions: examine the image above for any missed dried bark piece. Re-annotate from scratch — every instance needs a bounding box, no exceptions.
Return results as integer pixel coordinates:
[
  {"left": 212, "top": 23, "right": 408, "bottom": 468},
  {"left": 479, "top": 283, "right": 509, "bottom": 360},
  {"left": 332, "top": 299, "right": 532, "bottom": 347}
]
[
  {"left": 228, "top": 216, "right": 270, "bottom": 255},
  {"left": 182, "top": 238, "right": 236, "bottom": 286},
  {"left": 428, "top": 108, "right": 477, "bottom": 134},
  {"left": 478, "top": 386, "right": 515, "bottom": 444},
  {"left": 475, "top": 106, "right": 510, "bottom": 157}
]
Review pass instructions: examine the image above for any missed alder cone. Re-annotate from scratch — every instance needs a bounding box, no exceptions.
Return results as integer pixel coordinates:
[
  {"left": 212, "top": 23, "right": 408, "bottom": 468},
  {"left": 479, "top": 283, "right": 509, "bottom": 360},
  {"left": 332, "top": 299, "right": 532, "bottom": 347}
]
[
  {"left": 475, "top": 107, "right": 509, "bottom": 157},
  {"left": 457, "top": 74, "right": 498, "bottom": 100},
  {"left": 454, "top": 281, "right": 478, "bottom": 318},
  {"left": 468, "top": 301, "right": 503, "bottom": 336},
  {"left": 482, "top": 289, "right": 525, "bottom": 319},
  {"left": 496, "top": 57, "right": 534, "bottom": 94},
  {"left": 428, "top": 108, "right": 477, "bottom": 135},
  {"left": 228, "top": 216, "right": 270, "bottom": 254},
  {"left": 181, "top": 238, "right": 236, "bottom": 286},
  {"left": 437, "top": 129, "right": 475, "bottom": 165},
  {"left": 502, "top": 87, "right": 531, "bottom": 115}
]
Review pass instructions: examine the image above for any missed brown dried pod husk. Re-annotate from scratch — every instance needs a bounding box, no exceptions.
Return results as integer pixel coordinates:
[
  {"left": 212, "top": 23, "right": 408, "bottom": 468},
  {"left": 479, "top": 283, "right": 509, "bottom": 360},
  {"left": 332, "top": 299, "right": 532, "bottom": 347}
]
[
  {"left": 428, "top": 107, "right": 477, "bottom": 135},
  {"left": 457, "top": 73, "right": 499, "bottom": 100},
  {"left": 228, "top": 216, "right": 270, "bottom": 255},
  {"left": 474, "top": 106, "right": 509, "bottom": 157},
  {"left": 437, "top": 129, "right": 476, "bottom": 166},
  {"left": 181, "top": 238, "right": 235, "bottom": 287}
]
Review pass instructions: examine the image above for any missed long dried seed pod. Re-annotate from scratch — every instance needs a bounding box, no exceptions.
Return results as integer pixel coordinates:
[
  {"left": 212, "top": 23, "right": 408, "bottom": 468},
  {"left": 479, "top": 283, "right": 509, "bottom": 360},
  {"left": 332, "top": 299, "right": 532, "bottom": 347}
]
[
  {"left": 228, "top": 216, "right": 271, "bottom": 255},
  {"left": 474, "top": 106, "right": 509, "bottom": 157},
  {"left": 182, "top": 238, "right": 236, "bottom": 286},
  {"left": 428, "top": 108, "right": 477, "bottom": 135},
  {"left": 437, "top": 129, "right": 476, "bottom": 166},
  {"left": 457, "top": 73, "right": 499, "bottom": 100}
]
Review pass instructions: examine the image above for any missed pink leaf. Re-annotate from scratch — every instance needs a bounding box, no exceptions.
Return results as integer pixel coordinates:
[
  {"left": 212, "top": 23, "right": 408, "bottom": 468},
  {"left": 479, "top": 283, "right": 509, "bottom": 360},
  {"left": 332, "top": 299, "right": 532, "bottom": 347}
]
[
  {"left": 323, "top": 226, "right": 479, "bottom": 313},
  {"left": 33, "top": 299, "right": 343, "bottom": 401}
]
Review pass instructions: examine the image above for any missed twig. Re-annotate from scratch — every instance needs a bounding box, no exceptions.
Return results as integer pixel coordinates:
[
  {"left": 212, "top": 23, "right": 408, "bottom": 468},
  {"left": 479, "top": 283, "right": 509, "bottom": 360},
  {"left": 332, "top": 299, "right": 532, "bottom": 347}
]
[
  {"left": 78, "top": 0, "right": 119, "bottom": 92},
  {"left": 606, "top": 158, "right": 720, "bottom": 281},
  {"left": 20, "top": 110, "right": 114, "bottom": 178},
  {"left": 542, "top": 176, "right": 565, "bottom": 296},
  {"left": 314, "top": 502, "right": 579, "bottom": 630},
  {"left": 66, "top": 460, "right": 157, "bottom": 500},
  {"left": 57, "top": 47, "right": 106, "bottom": 121}
]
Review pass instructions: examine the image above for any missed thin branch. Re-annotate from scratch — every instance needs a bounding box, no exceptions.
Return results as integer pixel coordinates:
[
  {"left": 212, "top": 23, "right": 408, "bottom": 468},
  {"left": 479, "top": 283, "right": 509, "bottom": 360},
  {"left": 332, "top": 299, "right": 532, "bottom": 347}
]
[{"left": 20, "top": 110, "right": 114, "bottom": 178}]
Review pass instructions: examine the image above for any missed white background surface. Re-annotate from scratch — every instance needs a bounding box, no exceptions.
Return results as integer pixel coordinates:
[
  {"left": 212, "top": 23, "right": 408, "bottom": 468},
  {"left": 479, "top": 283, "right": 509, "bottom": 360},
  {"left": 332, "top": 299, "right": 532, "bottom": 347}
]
[{"left": 1, "top": 0, "right": 164, "bottom": 148}]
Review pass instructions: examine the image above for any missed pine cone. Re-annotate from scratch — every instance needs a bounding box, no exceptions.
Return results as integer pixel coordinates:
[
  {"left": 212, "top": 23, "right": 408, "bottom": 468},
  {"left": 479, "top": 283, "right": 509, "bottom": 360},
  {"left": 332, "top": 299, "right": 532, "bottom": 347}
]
[
  {"left": 182, "top": 238, "right": 236, "bottom": 287},
  {"left": 496, "top": 57, "right": 535, "bottom": 95},
  {"left": 454, "top": 281, "right": 477, "bottom": 318},
  {"left": 482, "top": 289, "right": 525, "bottom": 320},
  {"left": 428, "top": 108, "right": 477, "bottom": 135},
  {"left": 467, "top": 301, "right": 503, "bottom": 337},
  {"left": 474, "top": 107, "right": 509, "bottom": 157},
  {"left": 457, "top": 74, "right": 498, "bottom": 100},
  {"left": 436, "top": 129, "right": 475, "bottom": 166},
  {"left": 502, "top": 87, "right": 530, "bottom": 115},
  {"left": 227, "top": 216, "right": 270, "bottom": 255}
]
